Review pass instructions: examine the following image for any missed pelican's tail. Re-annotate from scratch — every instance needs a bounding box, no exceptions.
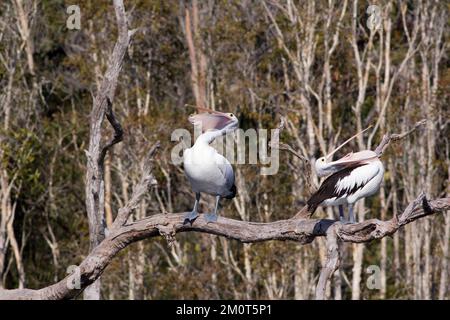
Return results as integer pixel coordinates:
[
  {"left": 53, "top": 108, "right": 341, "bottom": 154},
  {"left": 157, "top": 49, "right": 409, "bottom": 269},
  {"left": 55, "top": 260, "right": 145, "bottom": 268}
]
[
  {"left": 224, "top": 184, "right": 237, "bottom": 199},
  {"left": 292, "top": 205, "right": 314, "bottom": 219}
]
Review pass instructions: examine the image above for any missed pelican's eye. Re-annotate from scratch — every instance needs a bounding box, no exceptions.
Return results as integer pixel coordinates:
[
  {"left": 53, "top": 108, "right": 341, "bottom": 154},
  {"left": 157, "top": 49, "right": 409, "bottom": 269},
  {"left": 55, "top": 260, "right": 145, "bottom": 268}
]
[
  {"left": 321, "top": 158, "right": 325, "bottom": 162},
  {"left": 229, "top": 113, "right": 234, "bottom": 117}
]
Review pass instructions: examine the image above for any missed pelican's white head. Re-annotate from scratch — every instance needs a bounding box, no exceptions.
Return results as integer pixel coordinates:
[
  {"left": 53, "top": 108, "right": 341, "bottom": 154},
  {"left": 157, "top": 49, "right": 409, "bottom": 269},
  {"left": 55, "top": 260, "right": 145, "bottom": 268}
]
[
  {"left": 315, "top": 156, "right": 334, "bottom": 177},
  {"left": 188, "top": 108, "right": 238, "bottom": 133},
  {"left": 315, "top": 126, "right": 372, "bottom": 177}
]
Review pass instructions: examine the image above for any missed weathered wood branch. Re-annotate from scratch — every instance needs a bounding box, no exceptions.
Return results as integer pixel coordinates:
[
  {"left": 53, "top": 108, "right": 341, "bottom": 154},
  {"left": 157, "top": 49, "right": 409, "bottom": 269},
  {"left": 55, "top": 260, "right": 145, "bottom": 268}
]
[
  {"left": 315, "top": 224, "right": 340, "bottom": 300},
  {"left": 83, "top": 0, "right": 134, "bottom": 300},
  {"left": 374, "top": 119, "right": 426, "bottom": 156},
  {"left": 111, "top": 142, "right": 160, "bottom": 229},
  {"left": 0, "top": 194, "right": 448, "bottom": 300}
]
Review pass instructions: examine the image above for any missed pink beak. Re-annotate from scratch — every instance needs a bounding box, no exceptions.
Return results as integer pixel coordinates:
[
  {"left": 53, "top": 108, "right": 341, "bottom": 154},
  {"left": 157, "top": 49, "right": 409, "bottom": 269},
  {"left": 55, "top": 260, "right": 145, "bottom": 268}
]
[
  {"left": 318, "top": 126, "right": 378, "bottom": 173},
  {"left": 327, "top": 150, "right": 379, "bottom": 168},
  {"left": 325, "top": 126, "right": 372, "bottom": 161},
  {"left": 188, "top": 108, "right": 237, "bottom": 133}
]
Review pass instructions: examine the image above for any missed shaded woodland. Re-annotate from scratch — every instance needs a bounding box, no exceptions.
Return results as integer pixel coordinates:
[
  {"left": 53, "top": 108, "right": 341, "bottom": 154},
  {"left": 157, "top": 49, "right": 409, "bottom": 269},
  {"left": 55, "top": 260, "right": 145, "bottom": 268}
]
[{"left": 0, "top": 0, "right": 448, "bottom": 299}]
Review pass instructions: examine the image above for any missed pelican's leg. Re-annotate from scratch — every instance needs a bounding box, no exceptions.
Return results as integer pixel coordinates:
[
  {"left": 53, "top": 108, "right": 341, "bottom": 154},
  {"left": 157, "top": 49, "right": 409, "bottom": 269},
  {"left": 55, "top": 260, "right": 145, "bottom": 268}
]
[
  {"left": 184, "top": 193, "right": 200, "bottom": 224},
  {"left": 204, "top": 196, "right": 220, "bottom": 223},
  {"left": 348, "top": 204, "right": 355, "bottom": 224},
  {"left": 338, "top": 205, "right": 347, "bottom": 223}
]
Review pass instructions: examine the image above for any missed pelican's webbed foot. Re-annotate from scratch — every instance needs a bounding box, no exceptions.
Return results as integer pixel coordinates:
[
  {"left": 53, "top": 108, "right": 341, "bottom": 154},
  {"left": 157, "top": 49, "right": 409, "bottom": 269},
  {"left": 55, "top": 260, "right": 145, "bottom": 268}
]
[
  {"left": 184, "top": 193, "right": 201, "bottom": 224},
  {"left": 204, "top": 213, "right": 218, "bottom": 223},
  {"left": 184, "top": 210, "right": 199, "bottom": 224},
  {"left": 339, "top": 218, "right": 353, "bottom": 225},
  {"left": 204, "top": 195, "right": 220, "bottom": 223},
  {"left": 339, "top": 216, "right": 348, "bottom": 224}
]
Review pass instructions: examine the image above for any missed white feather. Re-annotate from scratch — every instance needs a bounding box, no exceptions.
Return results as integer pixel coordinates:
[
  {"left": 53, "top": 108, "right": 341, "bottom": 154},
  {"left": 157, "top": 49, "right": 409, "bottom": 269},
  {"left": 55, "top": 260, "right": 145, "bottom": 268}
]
[
  {"left": 183, "top": 141, "right": 235, "bottom": 197},
  {"left": 322, "top": 160, "right": 384, "bottom": 207}
]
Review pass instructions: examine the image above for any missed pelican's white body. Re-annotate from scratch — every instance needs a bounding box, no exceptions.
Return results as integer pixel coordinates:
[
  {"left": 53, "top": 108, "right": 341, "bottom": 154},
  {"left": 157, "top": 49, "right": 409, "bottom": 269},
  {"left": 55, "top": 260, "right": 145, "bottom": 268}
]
[
  {"left": 310, "top": 137, "right": 384, "bottom": 223},
  {"left": 183, "top": 132, "right": 235, "bottom": 198},
  {"left": 321, "top": 159, "right": 384, "bottom": 207},
  {"left": 182, "top": 110, "right": 238, "bottom": 223}
]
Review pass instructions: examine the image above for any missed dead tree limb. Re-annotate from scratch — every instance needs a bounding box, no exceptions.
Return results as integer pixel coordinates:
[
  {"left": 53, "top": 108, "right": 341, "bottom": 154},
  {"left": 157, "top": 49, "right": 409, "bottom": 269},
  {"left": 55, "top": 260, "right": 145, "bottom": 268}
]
[
  {"left": 374, "top": 119, "right": 426, "bottom": 156},
  {"left": 315, "top": 224, "right": 340, "bottom": 300},
  {"left": 0, "top": 193, "right": 448, "bottom": 300},
  {"left": 83, "top": 0, "right": 134, "bottom": 300},
  {"left": 111, "top": 142, "right": 160, "bottom": 229}
]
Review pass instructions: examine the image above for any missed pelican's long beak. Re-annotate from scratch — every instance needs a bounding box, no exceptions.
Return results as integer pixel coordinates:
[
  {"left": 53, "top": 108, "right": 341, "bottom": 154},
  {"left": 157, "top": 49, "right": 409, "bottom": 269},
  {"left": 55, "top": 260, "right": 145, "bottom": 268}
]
[
  {"left": 188, "top": 108, "right": 238, "bottom": 133},
  {"left": 325, "top": 126, "right": 372, "bottom": 161}
]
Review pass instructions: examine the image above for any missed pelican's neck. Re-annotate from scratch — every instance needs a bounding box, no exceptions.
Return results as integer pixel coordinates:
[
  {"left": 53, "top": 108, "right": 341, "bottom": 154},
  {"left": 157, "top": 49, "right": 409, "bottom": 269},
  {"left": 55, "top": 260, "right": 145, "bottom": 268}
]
[
  {"left": 194, "top": 130, "right": 222, "bottom": 146},
  {"left": 194, "top": 126, "right": 236, "bottom": 146}
]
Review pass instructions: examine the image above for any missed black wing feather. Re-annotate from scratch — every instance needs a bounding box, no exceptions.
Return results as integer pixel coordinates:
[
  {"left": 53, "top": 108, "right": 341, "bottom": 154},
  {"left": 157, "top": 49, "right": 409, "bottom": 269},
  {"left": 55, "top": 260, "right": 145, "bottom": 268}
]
[{"left": 307, "top": 163, "right": 368, "bottom": 213}]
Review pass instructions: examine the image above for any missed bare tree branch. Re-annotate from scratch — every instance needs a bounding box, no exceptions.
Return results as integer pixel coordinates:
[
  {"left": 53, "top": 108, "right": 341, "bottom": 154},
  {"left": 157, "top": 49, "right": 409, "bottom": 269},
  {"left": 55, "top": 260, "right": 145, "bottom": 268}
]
[
  {"left": 0, "top": 194, "right": 448, "bottom": 300},
  {"left": 270, "top": 118, "right": 309, "bottom": 162},
  {"left": 374, "top": 119, "right": 427, "bottom": 156},
  {"left": 270, "top": 117, "right": 314, "bottom": 196},
  {"left": 83, "top": 0, "right": 134, "bottom": 300},
  {"left": 111, "top": 142, "right": 160, "bottom": 229},
  {"left": 315, "top": 224, "right": 340, "bottom": 300}
]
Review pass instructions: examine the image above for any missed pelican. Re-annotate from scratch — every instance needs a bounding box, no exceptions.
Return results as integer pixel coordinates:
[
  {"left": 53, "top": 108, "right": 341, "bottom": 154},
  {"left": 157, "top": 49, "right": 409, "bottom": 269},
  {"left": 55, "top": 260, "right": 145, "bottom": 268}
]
[
  {"left": 300, "top": 128, "right": 384, "bottom": 224},
  {"left": 183, "top": 109, "right": 238, "bottom": 223}
]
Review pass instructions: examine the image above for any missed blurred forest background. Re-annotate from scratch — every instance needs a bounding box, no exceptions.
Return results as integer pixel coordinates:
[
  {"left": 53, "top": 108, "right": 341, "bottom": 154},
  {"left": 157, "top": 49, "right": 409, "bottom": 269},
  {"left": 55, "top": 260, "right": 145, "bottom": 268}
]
[{"left": 0, "top": 0, "right": 448, "bottom": 299}]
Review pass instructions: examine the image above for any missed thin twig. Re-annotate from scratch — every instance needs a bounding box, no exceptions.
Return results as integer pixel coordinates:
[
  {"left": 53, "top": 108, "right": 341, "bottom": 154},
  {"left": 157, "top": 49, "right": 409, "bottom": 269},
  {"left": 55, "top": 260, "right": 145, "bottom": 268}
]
[
  {"left": 374, "top": 119, "right": 427, "bottom": 156},
  {"left": 111, "top": 141, "right": 160, "bottom": 229},
  {"left": 270, "top": 117, "right": 314, "bottom": 195}
]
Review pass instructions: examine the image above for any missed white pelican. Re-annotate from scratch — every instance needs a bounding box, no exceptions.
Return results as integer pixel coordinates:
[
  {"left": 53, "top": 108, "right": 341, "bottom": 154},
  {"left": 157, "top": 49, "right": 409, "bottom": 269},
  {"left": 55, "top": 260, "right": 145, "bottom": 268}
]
[
  {"left": 183, "top": 109, "right": 238, "bottom": 223},
  {"left": 301, "top": 128, "right": 384, "bottom": 224}
]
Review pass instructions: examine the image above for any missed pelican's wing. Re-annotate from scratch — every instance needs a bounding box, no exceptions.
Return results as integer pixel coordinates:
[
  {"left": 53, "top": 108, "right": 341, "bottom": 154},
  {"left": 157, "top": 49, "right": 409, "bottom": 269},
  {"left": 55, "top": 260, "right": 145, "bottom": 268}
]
[
  {"left": 214, "top": 153, "right": 235, "bottom": 188},
  {"left": 334, "top": 161, "right": 381, "bottom": 196},
  {"left": 307, "top": 162, "right": 380, "bottom": 211}
]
